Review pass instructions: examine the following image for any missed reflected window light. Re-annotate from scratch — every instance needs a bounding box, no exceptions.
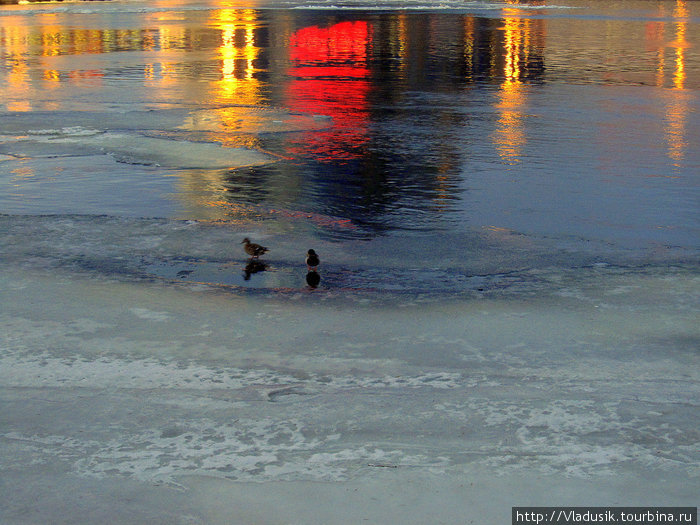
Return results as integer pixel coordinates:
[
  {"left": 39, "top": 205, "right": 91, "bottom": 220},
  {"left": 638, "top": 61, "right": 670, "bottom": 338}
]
[
  {"left": 43, "top": 69, "right": 60, "bottom": 83},
  {"left": 672, "top": 0, "right": 688, "bottom": 90},
  {"left": 286, "top": 21, "right": 372, "bottom": 162},
  {"left": 463, "top": 16, "right": 475, "bottom": 80},
  {"left": 217, "top": 10, "right": 261, "bottom": 86},
  {"left": 493, "top": 13, "right": 533, "bottom": 163},
  {"left": 144, "top": 63, "right": 155, "bottom": 81},
  {"left": 494, "top": 79, "right": 527, "bottom": 163},
  {"left": 674, "top": 47, "right": 685, "bottom": 90},
  {"left": 661, "top": 0, "right": 690, "bottom": 168},
  {"left": 664, "top": 87, "right": 689, "bottom": 169}
]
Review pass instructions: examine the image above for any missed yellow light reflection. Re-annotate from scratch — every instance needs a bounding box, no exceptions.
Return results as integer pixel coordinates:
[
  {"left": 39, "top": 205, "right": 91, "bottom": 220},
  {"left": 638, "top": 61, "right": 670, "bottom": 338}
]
[
  {"left": 494, "top": 79, "right": 526, "bottom": 163},
  {"left": 493, "top": 14, "right": 531, "bottom": 164},
  {"left": 673, "top": 47, "right": 685, "bottom": 90},
  {"left": 463, "top": 16, "right": 475, "bottom": 81},
  {"left": 43, "top": 69, "right": 60, "bottom": 83},
  {"left": 2, "top": 21, "right": 31, "bottom": 111},
  {"left": 201, "top": 8, "right": 266, "bottom": 158},
  {"left": 663, "top": 1, "right": 689, "bottom": 168},
  {"left": 215, "top": 9, "right": 262, "bottom": 105},
  {"left": 671, "top": 1, "right": 688, "bottom": 90},
  {"left": 665, "top": 92, "right": 688, "bottom": 168},
  {"left": 11, "top": 164, "right": 36, "bottom": 186}
]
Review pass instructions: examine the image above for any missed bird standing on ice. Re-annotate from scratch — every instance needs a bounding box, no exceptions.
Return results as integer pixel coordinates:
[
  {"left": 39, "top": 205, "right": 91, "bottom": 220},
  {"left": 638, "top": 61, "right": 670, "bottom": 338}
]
[
  {"left": 241, "top": 238, "right": 269, "bottom": 259},
  {"left": 306, "top": 249, "right": 319, "bottom": 271}
]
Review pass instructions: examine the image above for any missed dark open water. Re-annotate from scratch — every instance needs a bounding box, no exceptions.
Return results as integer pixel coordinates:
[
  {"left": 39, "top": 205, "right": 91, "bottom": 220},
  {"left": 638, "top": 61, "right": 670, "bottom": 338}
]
[{"left": 1, "top": 0, "right": 698, "bottom": 292}]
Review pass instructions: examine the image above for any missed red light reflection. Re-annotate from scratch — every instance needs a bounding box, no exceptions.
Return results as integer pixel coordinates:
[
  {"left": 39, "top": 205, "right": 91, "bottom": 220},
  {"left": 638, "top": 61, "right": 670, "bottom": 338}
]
[
  {"left": 286, "top": 21, "right": 372, "bottom": 163},
  {"left": 290, "top": 21, "right": 370, "bottom": 64}
]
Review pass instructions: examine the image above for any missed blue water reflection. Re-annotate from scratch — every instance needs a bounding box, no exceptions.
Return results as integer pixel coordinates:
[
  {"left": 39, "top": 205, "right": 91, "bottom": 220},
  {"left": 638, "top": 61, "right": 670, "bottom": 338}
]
[{"left": 0, "top": 2, "right": 698, "bottom": 248}]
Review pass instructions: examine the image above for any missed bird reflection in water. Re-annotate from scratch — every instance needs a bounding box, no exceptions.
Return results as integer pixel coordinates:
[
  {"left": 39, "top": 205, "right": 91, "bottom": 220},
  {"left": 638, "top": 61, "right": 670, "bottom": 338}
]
[
  {"left": 306, "top": 270, "right": 321, "bottom": 288},
  {"left": 243, "top": 259, "right": 268, "bottom": 280}
]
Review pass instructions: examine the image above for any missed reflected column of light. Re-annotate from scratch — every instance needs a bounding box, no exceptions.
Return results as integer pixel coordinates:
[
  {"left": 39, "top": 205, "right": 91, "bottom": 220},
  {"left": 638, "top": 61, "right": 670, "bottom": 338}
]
[
  {"left": 503, "top": 18, "right": 519, "bottom": 80},
  {"left": 672, "top": 7, "right": 686, "bottom": 90},
  {"left": 398, "top": 14, "right": 408, "bottom": 77},
  {"left": 37, "top": 14, "right": 62, "bottom": 90},
  {"left": 142, "top": 27, "right": 156, "bottom": 82},
  {"left": 174, "top": 12, "right": 265, "bottom": 221},
  {"left": 664, "top": 1, "right": 689, "bottom": 168},
  {"left": 286, "top": 21, "right": 372, "bottom": 163},
  {"left": 149, "top": 26, "right": 185, "bottom": 86},
  {"left": 40, "top": 30, "right": 61, "bottom": 110},
  {"left": 217, "top": 10, "right": 262, "bottom": 105},
  {"left": 66, "top": 28, "right": 105, "bottom": 87},
  {"left": 493, "top": 15, "right": 528, "bottom": 164},
  {"left": 463, "top": 16, "right": 474, "bottom": 81},
  {"left": 215, "top": 9, "right": 264, "bottom": 152},
  {"left": 141, "top": 15, "right": 174, "bottom": 86},
  {"left": 2, "top": 21, "right": 32, "bottom": 111},
  {"left": 651, "top": 5, "right": 667, "bottom": 88}
]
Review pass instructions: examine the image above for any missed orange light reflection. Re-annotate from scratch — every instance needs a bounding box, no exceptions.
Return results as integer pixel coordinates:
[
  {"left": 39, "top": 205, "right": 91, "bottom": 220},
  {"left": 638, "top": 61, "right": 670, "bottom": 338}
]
[
  {"left": 664, "top": 1, "right": 689, "bottom": 168},
  {"left": 493, "top": 14, "right": 531, "bottom": 164}
]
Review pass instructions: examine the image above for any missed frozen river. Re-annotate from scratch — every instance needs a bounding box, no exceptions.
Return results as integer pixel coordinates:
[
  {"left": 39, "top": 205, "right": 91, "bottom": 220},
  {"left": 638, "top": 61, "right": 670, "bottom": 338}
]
[{"left": 1, "top": 0, "right": 698, "bottom": 523}]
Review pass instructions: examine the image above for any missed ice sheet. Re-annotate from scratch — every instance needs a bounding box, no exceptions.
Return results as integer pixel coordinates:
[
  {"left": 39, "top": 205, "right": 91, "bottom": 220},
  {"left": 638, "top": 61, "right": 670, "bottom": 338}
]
[
  {"left": 2, "top": 246, "right": 698, "bottom": 485},
  {"left": 46, "top": 131, "right": 276, "bottom": 169},
  {"left": 1, "top": 254, "right": 698, "bottom": 524}
]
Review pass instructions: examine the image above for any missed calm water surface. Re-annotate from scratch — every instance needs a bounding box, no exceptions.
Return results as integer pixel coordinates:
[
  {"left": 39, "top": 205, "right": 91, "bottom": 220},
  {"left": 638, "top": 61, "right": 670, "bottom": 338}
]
[{"left": 1, "top": 0, "right": 698, "bottom": 289}]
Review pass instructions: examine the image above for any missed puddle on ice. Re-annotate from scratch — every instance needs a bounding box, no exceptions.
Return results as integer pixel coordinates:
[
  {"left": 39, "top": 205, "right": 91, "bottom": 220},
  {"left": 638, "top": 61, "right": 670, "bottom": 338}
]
[{"left": 144, "top": 258, "right": 307, "bottom": 290}]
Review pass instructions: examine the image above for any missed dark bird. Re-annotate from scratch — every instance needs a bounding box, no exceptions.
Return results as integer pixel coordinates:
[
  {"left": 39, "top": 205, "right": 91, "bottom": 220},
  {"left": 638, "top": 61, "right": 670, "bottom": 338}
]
[
  {"left": 306, "top": 249, "right": 319, "bottom": 271},
  {"left": 242, "top": 237, "right": 269, "bottom": 259}
]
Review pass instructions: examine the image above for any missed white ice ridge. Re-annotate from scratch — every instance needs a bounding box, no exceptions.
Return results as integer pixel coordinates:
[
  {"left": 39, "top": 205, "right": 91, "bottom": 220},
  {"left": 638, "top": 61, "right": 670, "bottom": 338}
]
[{"left": 3, "top": 423, "right": 447, "bottom": 483}]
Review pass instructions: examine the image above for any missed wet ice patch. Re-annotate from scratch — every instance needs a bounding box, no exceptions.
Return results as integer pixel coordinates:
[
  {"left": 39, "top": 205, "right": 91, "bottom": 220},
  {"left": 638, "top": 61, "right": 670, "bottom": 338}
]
[
  {"left": 48, "top": 132, "right": 276, "bottom": 169},
  {"left": 2, "top": 129, "right": 276, "bottom": 169},
  {"left": 177, "top": 108, "right": 332, "bottom": 134}
]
